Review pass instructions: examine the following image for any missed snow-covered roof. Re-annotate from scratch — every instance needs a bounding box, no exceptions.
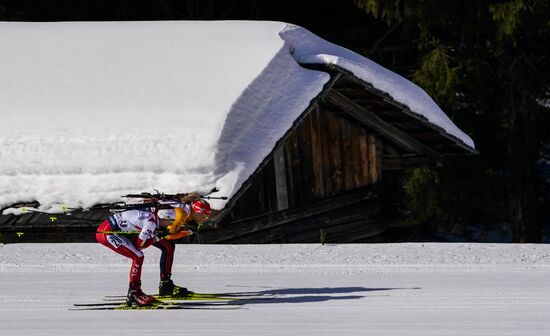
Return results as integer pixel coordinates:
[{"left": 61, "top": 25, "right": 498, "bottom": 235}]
[{"left": 0, "top": 21, "right": 474, "bottom": 213}]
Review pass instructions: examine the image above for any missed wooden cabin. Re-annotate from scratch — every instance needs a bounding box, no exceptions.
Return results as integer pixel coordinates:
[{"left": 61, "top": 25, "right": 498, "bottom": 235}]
[
  {"left": 202, "top": 65, "right": 474, "bottom": 243},
  {"left": 0, "top": 22, "right": 474, "bottom": 244},
  {"left": 0, "top": 64, "right": 474, "bottom": 244}
]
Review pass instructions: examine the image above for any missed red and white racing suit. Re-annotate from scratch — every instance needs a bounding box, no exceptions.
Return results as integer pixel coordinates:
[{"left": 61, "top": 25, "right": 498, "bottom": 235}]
[{"left": 96, "top": 210, "right": 176, "bottom": 285}]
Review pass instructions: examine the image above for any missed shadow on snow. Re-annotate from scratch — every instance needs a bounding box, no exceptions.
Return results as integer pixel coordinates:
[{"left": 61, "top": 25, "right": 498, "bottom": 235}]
[{"left": 219, "top": 286, "right": 420, "bottom": 305}]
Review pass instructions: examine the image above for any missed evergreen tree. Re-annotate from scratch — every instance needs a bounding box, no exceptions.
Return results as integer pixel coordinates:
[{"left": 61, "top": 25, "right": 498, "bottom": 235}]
[{"left": 355, "top": 0, "right": 550, "bottom": 242}]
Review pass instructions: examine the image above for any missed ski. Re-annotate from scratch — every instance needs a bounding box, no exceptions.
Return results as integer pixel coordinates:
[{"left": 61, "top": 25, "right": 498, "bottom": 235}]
[
  {"left": 71, "top": 302, "right": 240, "bottom": 311},
  {"left": 73, "top": 292, "right": 274, "bottom": 311},
  {"left": 74, "top": 300, "right": 235, "bottom": 307},
  {"left": 104, "top": 291, "right": 274, "bottom": 302},
  {"left": 103, "top": 294, "right": 232, "bottom": 302},
  {"left": 155, "top": 292, "right": 275, "bottom": 302},
  {"left": 72, "top": 298, "right": 242, "bottom": 311},
  {"left": 71, "top": 306, "right": 237, "bottom": 311}
]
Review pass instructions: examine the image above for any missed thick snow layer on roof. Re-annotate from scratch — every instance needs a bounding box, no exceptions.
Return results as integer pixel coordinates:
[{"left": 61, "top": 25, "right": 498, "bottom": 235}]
[
  {"left": 0, "top": 21, "right": 473, "bottom": 212},
  {"left": 280, "top": 25, "right": 474, "bottom": 149}
]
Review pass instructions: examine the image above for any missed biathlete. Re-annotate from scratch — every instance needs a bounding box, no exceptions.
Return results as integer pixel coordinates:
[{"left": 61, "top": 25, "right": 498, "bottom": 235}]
[{"left": 96, "top": 194, "right": 212, "bottom": 306}]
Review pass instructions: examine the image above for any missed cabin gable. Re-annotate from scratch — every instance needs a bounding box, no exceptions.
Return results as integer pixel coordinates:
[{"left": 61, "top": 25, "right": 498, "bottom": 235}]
[{"left": 206, "top": 67, "right": 474, "bottom": 243}]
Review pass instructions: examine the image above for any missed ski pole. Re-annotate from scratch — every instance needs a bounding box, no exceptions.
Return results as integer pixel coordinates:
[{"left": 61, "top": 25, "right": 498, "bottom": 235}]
[
  {"left": 97, "top": 230, "right": 142, "bottom": 234},
  {"left": 200, "top": 196, "right": 228, "bottom": 200}
]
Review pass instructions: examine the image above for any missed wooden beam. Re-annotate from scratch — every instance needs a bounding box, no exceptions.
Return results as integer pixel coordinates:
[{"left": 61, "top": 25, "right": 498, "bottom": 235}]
[
  {"left": 310, "top": 107, "right": 326, "bottom": 198},
  {"left": 368, "top": 135, "right": 378, "bottom": 182},
  {"left": 324, "top": 90, "right": 444, "bottom": 159},
  {"left": 273, "top": 147, "right": 289, "bottom": 211}
]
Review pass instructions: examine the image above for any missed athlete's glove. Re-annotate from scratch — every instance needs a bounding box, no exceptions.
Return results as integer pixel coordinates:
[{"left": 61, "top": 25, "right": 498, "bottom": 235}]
[
  {"left": 165, "top": 229, "right": 193, "bottom": 241},
  {"left": 136, "top": 236, "right": 157, "bottom": 249},
  {"left": 136, "top": 228, "right": 160, "bottom": 249}
]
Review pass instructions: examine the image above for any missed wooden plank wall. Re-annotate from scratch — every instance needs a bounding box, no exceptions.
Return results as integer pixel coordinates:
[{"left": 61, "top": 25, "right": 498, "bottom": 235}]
[
  {"left": 280, "top": 103, "right": 380, "bottom": 208},
  {"left": 205, "top": 185, "right": 387, "bottom": 244},
  {"left": 223, "top": 103, "right": 381, "bottom": 223},
  {"left": 227, "top": 159, "right": 278, "bottom": 221}
]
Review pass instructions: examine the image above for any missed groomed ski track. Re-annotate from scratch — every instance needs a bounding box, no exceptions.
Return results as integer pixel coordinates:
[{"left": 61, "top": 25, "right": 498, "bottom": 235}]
[{"left": 1, "top": 243, "right": 549, "bottom": 335}]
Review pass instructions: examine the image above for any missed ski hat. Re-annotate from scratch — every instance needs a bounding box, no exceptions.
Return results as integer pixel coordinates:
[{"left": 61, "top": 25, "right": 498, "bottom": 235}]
[{"left": 191, "top": 199, "right": 212, "bottom": 216}]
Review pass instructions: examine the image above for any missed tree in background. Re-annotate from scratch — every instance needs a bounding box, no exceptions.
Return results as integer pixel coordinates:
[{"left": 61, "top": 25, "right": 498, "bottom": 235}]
[{"left": 355, "top": 0, "right": 550, "bottom": 242}]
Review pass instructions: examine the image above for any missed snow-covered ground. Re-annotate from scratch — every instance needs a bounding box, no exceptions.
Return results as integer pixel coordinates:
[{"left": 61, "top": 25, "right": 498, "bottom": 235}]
[{"left": 1, "top": 243, "right": 549, "bottom": 335}]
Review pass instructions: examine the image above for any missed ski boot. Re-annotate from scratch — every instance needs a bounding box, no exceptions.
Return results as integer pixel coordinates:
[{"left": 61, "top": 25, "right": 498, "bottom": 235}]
[
  {"left": 126, "top": 282, "right": 155, "bottom": 306},
  {"left": 159, "top": 279, "right": 189, "bottom": 298}
]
